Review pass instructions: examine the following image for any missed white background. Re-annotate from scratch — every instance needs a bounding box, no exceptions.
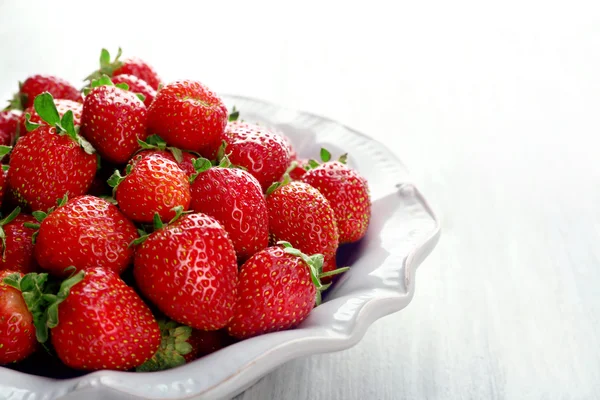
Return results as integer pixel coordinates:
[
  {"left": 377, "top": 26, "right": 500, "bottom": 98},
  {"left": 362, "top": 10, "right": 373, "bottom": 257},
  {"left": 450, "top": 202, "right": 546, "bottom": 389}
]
[{"left": 1, "top": 0, "right": 600, "bottom": 399}]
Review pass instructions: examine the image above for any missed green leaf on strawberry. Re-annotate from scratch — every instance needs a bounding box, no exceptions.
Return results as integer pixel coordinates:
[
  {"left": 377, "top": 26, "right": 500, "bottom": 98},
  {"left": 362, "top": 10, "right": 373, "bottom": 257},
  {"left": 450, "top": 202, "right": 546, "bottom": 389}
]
[{"left": 136, "top": 319, "right": 194, "bottom": 372}]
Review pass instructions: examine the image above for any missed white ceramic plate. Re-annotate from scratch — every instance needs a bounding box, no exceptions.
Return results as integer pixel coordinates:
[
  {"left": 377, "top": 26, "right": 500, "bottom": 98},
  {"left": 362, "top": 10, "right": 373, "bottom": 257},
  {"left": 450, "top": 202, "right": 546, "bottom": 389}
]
[{"left": 0, "top": 95, "right": 441, "bottom": 400}]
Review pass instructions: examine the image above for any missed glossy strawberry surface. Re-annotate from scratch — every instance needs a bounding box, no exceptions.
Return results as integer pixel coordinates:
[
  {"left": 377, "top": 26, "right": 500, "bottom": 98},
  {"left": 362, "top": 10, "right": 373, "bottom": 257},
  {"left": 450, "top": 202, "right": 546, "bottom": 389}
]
[
  {"left": 80, "top": 85, "right": 148, "bottom": 164},
  {"left": 114, "top": 151, "right": 191, "bottom": 223},
  {"left": 147, "top": 80, "right": 228, "bottom": 153},
  {"left": 190, "top": 167, "right": 268, "bottom": 261},
  {"left": 8, "top": 126, "right": 97, "bottom": 211},
  {"left": 0, "top": 270, "right": 37, "bottom": 364},
  {"left": 134, "top": 213, "right": 237, "bottom": 330},
  {"left": 35, "top": 195, "right": 138, "bottom": 276},
  {"left": 51, "top": 267, "right": 161, "bottom": 371},
  {"left": 228, "top": 246, "right": 316, "bottom": 339}
]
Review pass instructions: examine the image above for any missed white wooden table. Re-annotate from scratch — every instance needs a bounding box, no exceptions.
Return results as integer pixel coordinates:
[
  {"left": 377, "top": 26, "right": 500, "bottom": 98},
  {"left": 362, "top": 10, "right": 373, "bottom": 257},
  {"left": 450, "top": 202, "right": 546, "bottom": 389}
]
[{"left": 1, "top": 0, "right": 599, "bottom": 399}]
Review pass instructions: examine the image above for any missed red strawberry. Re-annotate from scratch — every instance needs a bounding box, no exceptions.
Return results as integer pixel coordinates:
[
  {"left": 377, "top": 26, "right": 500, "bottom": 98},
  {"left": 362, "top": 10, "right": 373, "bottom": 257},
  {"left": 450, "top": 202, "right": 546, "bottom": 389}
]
[
  {"left": 301, "top": 150, "right": 371, "bottom": 243},
  {"left": 109, "top": 151, "right": 191, "bottom": 223},
  {"left": 86, "top": 48, "right": 161, "bottom": 90},
  {"left": 228, "top": 243, "right": 336, "bottom": 339},
  {"left": 133, "top": 213, "right": 238, "bottom": 330},
  {"left": 189, "top": 159, "right": 268, "bottom": 261},
  {"left": 147, "top": 80, "right": 228, "bottom": 152},
  {"left": 45, "top": 268, "right": 161, "bottom": 371},
  {"left": 0, "top": 270, "right": 37, "bottom": 364},
  {"left": 0, "top": 110, "right": 21, "bottom": 145},
  {"left": 0, "top": 166, "right": 7, "bottom": 207},
  {"left": 80, "top": 77, "right": 148, "bottom": 164},
  {"left": 266, "top": 180, "right": 339, "bottom": 261},
  {"left": 19, "top": 99, "right": 82, "bottom": 138},
  {"left": 33, "top": 195, "right": 138, "bottom": 277},
  {"left": 111, "top": 74, "right": 157, "bottom": 108},
  {"left": 224, "top": 121, "right": 291, "bottom": 191},
  {"left": 8, "top": 93, "right": 96, "bottom": 211},
  {"left": 288, "top": 158, "right": 309, "bottom": 180},
  {"left": 8, "top": 75, "right": 81, "bottom": 110},
  {"left": 0, "top": 208, "right": 38, "bottom": 274}
]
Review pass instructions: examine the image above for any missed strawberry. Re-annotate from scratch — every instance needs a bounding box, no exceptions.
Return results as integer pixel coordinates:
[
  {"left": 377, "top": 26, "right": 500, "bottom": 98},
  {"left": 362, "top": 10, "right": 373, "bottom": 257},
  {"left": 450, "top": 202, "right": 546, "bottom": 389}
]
[
  {"left": 108, "top": 151, "right": 191, "bottom": 223},
  {"left": 0, "top": 208, "right": 38, "bottom": 274},
  {"left": 147, "top": 80, "right": 228, "bottom": 153},
  {"left": 288, "top": 158, "right": 309, "bottom": 180},
  {"left": 31, "top": 195, "right": 138, "bottom": 277},
  {"left": 80, "top": 76, "right": 148, "bottom": 164},
  {"left": 0, "top": 146, "right": 11, "bottom": 206},
  {"left": 133, "top": 212, "right": 238, "bottom": 330},
  {"left": 8, "top": 75, "right": 81, "bottom": 110},
  {"left": 266, "top": 179, "right": 339, "bottom": 262},
  {"left": 0, "top": 110, "right": 22, "bottom": 145},
  {"left": 8, "top": 93, "right": 97, "bottom": 211},
  {"left": 228, "top": 242, "right": 344, "bottom": 339},
  {"left": 86, "top": 48, "right": 161, "bottom": 90},
  {"left": 111, "top": 74, "right": 157, "bottom": 108},
  {"left": 19, "top": 99, "right": 82, "bottom": 138},
  {"left": 189, "top": 158, "right": 268, "bottom": 261},
  {"left": 301, "top": 149, "right": 371, "bottom": 243},
  {"left": 0, "top": 270, "right": 37, "bottom": 364},
  {"left": 224, "top": 121, "right": 291, "bottom": 191},
  {"left": 48, "top": 268, "right": 160, "bottom": 370}
]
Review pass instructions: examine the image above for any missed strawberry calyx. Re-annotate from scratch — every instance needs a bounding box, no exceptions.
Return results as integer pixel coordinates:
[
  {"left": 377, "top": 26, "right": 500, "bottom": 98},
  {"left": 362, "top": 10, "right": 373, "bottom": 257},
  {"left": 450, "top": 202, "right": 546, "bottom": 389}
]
[
  {"left": 25, "top": 92, "right": 95, "bottom": 155},
  {"left": 0, "top": 206, "right": 21, "bottom": 259},
  {"left": 228, "top": 106, "right": 240, "bottom": 122},
  {"left": 266, "top": 173, "right": 292, "bottom": 195},
  {"left": 84, "top": 74, "right": 145, "bottom": 103},
  {"left": 137, "top": 134, "right": 185, "bottom": 164},
  {"left": 130, "top": 206, "right": 190, "bottom": 247},
  {"left": 277, "top": 241, "right": 349, "bottom": 306},
  {"left": 305, "top": 147, "right": 348, "bottom": 171},
  {"left": 84, "top": 48, "right": 124, "bottom": 83},
  {"left": 5, "top": 81, "right": 26, "bottom": 111},
  {"left": 107, "top": 163, "right": 133, "bottom": 194},
  {"left": 0, "top": 145, "right": 12, "bottom": 162},
  {"left": 136, "top": 319, "right": 194, "bottom": 372},
  {"left": 2, "top": 269, "right": 85, "bottom": 343},
  {"left": 24, "top": 194, "right": 69, "bottom": 243}
]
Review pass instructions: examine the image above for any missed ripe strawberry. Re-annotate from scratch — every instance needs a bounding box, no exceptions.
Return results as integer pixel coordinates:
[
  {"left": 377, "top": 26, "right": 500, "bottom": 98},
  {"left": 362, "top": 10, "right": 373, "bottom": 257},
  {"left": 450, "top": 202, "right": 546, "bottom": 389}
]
[
  {"left": 8, "top": 75, "right": 81, "bottom": 110},
  {"left": 80, "top": 76, "right": 148, "bottom": 164},
  {"left": 86, "top": 48, "right": 162, "bottom": 90},
  {"left": 224, "top": 121, "right": 291, "bottom": 191},
  {"left": 147, "top": 80, "right": 228, "bottom": 153},
  {"left": 288, "top": 158, "right": 309, "bottom": 180},
  {"left": 266, "top": 179, "right": 339, "bottom": 261},
  {"left": 108, "top": 151, "right": 191, "bottom": 223},
  {"left": 134, "top": 213, "right": 237, "bottom": 330},
  {"left": 189, "top": 158, "right": 268, "bottom": 261},
  {"left": 0, "top": 208, "right": 38, "bottom": 274},
  {"left": 111, "top": 74, "right": 157, "bottom": 108},
  {"left": 8, "top": 93, "right": 97, "bottom": 211},
  {"left": 301, "top": 149, "right": 371, "bottom": 243},
  {"left": 228, "top": 242, "right": 341, "bottom": 339},
  {"left": 19, "top": 99, "right": 82, "bottom": 138},
  {"left": 32, "top": 195, "right": 138, "bottom": 277},
  {"left": 47, "top": 268, "right": 161, "bottom": 371},
  {"left": 0, "top": 270, "right": 37, "bottom": 364},
  {"left": 0, "top": 110, "right": 21, "bottom": 145}
]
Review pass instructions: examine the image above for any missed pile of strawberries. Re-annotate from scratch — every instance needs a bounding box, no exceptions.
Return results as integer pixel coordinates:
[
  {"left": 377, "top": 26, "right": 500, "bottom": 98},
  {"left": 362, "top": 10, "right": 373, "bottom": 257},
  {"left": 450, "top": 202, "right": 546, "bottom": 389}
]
[{"left": 0, "top": 49, "right": 371, "bottom": 373}]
